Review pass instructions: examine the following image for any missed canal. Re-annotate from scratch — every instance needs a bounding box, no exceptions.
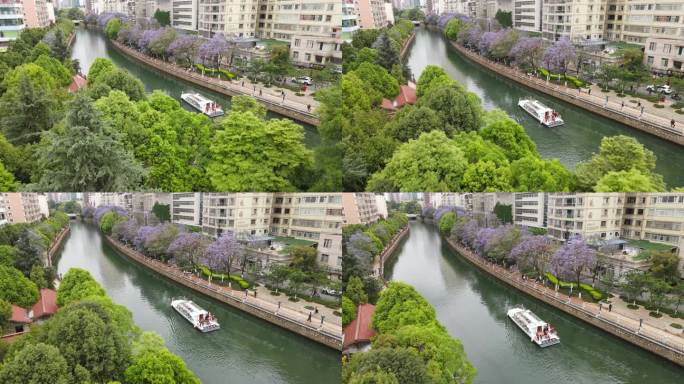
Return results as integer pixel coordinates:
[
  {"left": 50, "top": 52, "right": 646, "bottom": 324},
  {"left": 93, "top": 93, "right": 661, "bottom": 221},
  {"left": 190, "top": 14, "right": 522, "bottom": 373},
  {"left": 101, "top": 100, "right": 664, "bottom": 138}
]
[
  {"left": 70, "top": 27, "right": 320, "bottom": 147},
  {"left": 406, "top": 28, "right": 684, "bottom": 187},
  {"left": 384, "top": 221, "right": 683, "bottom": 384},
  {"left": 55, "top": 222, "right": 340, "bottom": 384}
]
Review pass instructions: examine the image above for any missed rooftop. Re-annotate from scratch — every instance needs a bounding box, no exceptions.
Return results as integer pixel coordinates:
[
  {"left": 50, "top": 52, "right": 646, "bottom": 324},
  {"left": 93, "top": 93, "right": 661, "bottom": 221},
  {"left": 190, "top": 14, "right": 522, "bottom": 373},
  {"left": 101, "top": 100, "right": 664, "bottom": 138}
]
[
  {"left": 32, "top": 288, "right": 58, "bottom": 319},
  {"left": 343, "top": 303, "right": 376, "bottom": 349}
]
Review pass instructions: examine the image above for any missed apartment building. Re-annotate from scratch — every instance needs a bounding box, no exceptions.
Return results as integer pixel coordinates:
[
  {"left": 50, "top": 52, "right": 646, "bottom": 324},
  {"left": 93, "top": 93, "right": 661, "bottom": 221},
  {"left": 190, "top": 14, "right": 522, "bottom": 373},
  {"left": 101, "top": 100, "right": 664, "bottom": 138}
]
[
  {"left": 470, "top": 193, "right": 513, "bottom": 219},
  {"left": 171, "top": 0, "right": 198, "bottom": 31},
  {"left": 270, "top": 193, "right": 343, "bottom": 273},
  {"left": 542, "top": 0, "right": 608, "bottom": 42},
  {"left": 342, "top": 0, "right": 359, "bottom": 41},
  {"left": 546, "top": 193, "right": 624, "bottom": 242},
  {"left": 512, "top": 192, "right": 547, "bottom": 228},
  {"left": 513, "top": 0, "right": 542, "bottom": 32},
  {"left": 200, "top": 193, "right": 273, "bottom": 239},
  {"left": 1, "top": 193, "right": 46, "bottom": 224},
  {"left": 605, "top": 1, "right": 683, "bottom": 45},
  {"left": 0, "top": 194, "right": 7, "bottom": 226},
  {"left": 22, "top": 0, "right": 50, "bottom": 28},
  {"left": 643, "top": 35, "right": 684, "bottom": 74},
  {"left": 356, "top": 0, "right": 388, "bottom": 29},
  {"left": 342, "top": 193, "right": 381, "bottom": 225},
  {"left": 0, "top": 0, "right": 25, "bottom": 50},
  {"left": 171, "top": 192, "right": 202, "bottom": 226}
]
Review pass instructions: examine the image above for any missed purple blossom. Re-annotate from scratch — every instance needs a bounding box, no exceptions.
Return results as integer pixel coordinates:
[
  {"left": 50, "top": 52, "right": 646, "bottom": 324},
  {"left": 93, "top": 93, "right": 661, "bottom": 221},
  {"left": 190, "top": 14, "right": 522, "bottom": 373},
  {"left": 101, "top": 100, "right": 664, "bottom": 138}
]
[
  {"left": 550, "top": 236, "right": 596, "bottom": 284},
  {"left": 478, "top": 30, "right": 505, "bottom": 56},
  {"left": 198, "top": 33, "right": 231, "bottom": 68},
  {"left": 139, "top": 28, "right": 165, "bottom": 53},
  {"left": 113, "top": 218, "right": 140, "bottom": 244},
  {"left": 169, "top": 34, "right": 201, "bottom": 66},
  {"left": 542, "top": 37, "right": 577, "bottom": 75},
  {"left": 510, "top": 37, "right": 545, "bottom": 69},
  {"left": 134, "top": 225, "right": 160, "bottom": 251},
  {"left": 422, "top": 206, "right": 435, "bottom": 218},
  {"left": 452, "top": 218, "right": 480, "bottom": 247},
  {"left": 434, "top": 206, "right": 456, "bottom": 222},
  {"left": 94, "top": 205, "right": 127, "bottom": 223},
  {"left": 460, "top": 23, "right": 482, "bottom": 47},
  {"left": 167, "top": 232, "right": 211, "bottom": 268},
  {"left": 510, "top": 234, "right": 555, "bottom": 273},
  {"left": 203, "top": 231, "right": 243, "bottom": 272},
  {"left": 474, "top": 227, "right": 497, "bottom": 256}
]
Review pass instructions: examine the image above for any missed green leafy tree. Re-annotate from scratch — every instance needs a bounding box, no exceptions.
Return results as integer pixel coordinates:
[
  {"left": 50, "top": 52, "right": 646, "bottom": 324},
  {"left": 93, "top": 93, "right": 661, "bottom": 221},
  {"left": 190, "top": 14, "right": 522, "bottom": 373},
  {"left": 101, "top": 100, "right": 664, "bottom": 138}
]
[
  {"left": 372, "top": 282, "right": 437, "bottom": 333},
  {"left": 367, "top": 131, "right": 468, "bottom": 191},
  {"left": 462, "top": 160, "right": 512, "bottom": 191},
  {"left": 0, "top": 244, "right": 17, "bottom": 266},
  {"left": 495, "top": 10, "right": 513, "bottom": 28},
  {"left": 29, "top": 264, "right": 48, "bottom": 289},
  {"left": 56, "top": 268, "right": 106, "bottom": 307},
  {"left": 593, "top": 169, "right": 659, "bottom": 192},
  {"left": 439, "top": 211, "right": 457, "bottom": 236},
  {"left": 153, "top": 9, "right": 171, "bottom": 26},
  {"left": 384, "top": 105, "right": 444, "bottom": 142},
  {"left": 352, "top": 62, "right": 400, "bottom": 99},
  {"left": 13, "top": 228, "right": 46, "bottom": 276},
  {"left": 267, "top": 264, "right": 290, "bottom": 292},
  {"left": 36, "top": 92, "right": 145, "bottom": 191},
  {"left": 648, "top": 251, "right": 680, "bottom": 285},
  {"left": 373, "top": 32, "right": 400, "bottom": 72},
  {"left": 208, "top": 113, "right": 312, "bottom": 191},
  {"left": 152, "top": 202, "right": 171, "bottom": 222},
  {"left": 0, "top": 342, "right": 72, "bottom": 384},
  {"left": 99, "top": 211, "right": 124, "bottom": 235},
  {"left": 0, "top": 264, "right": 40, "bottom": 308},
  {"left": 230, "top": 95, "right": 267, "bottom": 118},
  {"left": 479, "top": 118, "right": 538, "bottom": 161},
  {"left": 343, "top": 348, "right": 429, "bottom": 384},
  {"left": 104, "top": 18, "right": 122, "bottom": 39},
  {"left": 510, "top": 156, "right": 571, "bottom": 191},
  {"left": 345, "top": 276, "right": 368, "bottom": 305},
  {"left": 419, "top": 85, "right": 482, "bottom": 132},
  {"left": 0, "top": 298, "right": 11, "bottom": 332},
  {"left": 287, "top": 269, "right": 308, "bottom": 299},
  {"left": 0, "top": 161, "right": 18, "bottom": 191},
  {"left": 444, "top": 18, "right": 464, "bottom": 41},
  {"left": 621, "top": 271, "right": 648, "bottom": 305},
  {"left": 99, "top": 69, "right": 146, "bottom": 101},
  {"left": 645, "top": 277, "right": 672, "bottom": 315},
  {"left": 34, "top": 54, "right": 72, "bottom": 87},
  {"left": 87, "top": 58, "right": 116, "bottom": 84},
  {"left": 342, "top": 295, "right": 357, "bottom": 327},
  {"left": 290, "top": 246, "right": 318, "bottom": 273},
  {"left": 493, "top": 203, "right": 513, "bottom": 224},
  {"left": 124, "top": 349, "right": 200, "bottom": 384}
]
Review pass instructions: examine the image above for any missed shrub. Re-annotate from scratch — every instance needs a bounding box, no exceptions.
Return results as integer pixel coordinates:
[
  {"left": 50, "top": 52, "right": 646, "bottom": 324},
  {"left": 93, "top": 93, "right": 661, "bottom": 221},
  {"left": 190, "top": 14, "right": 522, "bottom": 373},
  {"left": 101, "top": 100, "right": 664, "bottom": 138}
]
[
  {"left": 545, "top": 272, "right": 558, "bottom": 285},
  {"left": 653, "top": 103, "right": 665, "bottom": 108},
  {"left": 295, "top": 92, "right": 304, "bottom": 96},
  {"left": 675, "top": 109, "right": 684, "bottom": 114},
  {"left": 649, "top": 311, "right": 663, "bottom": 318},
  {"left": 671, "top": 323, "right": 682, "bottom": 329},
  {"left": 627, "top": 304, "right": 639, "bottom": 310}
]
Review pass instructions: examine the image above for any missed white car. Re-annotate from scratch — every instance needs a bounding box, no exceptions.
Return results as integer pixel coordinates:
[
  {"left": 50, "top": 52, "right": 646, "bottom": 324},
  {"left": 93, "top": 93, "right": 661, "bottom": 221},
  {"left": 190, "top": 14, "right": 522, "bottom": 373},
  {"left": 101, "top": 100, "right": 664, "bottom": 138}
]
[
  {"left": 321, "top": 287, "right": 340, "bottom": 296},
  {"left": 646, "top": 84, "right": 673, "bottom": 94},
  {"left": 292, "top": 76, "right": 313, "bottom": 86}
]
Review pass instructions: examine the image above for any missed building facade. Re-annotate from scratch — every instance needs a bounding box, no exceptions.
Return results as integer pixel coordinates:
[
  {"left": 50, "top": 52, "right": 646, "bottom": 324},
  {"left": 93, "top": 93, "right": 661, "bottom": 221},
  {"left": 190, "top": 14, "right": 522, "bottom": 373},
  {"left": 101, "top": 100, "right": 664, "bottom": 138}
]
[
  {"left": 541, "top": 0, "right": 608, "bottom": 42},
  {"left": 22, "top": 0, "right": 50, "bottom": 28},
  {"left": 342, "top": 193, "right": 381, "bottom": 225},
  {"left": 171, "top": 0, "right": 198, "bottom": 31},
  {"left": 0, "top": 0, "right": 25, "bottom": 49},
  {"left": 171, "top": 192, "right": 203, "bottom": 226},
  {"left": 1, "top": 193, "right": 46, "bottom": 224},
  {"left": 513, "top": 0, "right": 541, "bottom": 32},
  {"left": 513, "top": 192, "right": 547, "bottom": 228}
]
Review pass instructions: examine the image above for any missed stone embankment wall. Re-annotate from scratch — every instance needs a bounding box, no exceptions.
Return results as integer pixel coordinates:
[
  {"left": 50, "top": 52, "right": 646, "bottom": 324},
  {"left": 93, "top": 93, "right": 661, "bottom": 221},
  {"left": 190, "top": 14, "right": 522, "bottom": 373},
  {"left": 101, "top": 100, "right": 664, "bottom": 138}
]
[
  {"left": 109, "top": 41, "right": 320, "bottom": 127},
  {"left": 377, "top": 225, "right": 410, "bottom": 278},
  {"left": 449, "top": 41, "right": 684, "bottom": 146},
  {"left": 444, "top": 238, "right": 684, "bottom": 367},
  {"left": 400, "top": 32, "right": 416, "bottom": 59},
  {"left": 104, "top": 236, "right": 343, "bottom": 351},
  {"left": 47, "top": 227, "right": 71, "bottom": 266}
]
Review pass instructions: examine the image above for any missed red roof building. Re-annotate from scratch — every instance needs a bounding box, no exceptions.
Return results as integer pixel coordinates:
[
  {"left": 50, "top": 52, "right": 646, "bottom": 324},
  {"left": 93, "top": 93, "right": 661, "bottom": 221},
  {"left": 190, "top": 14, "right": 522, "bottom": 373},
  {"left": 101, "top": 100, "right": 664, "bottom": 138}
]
[
  {"left": 31, "top": 288, "right": 58, "bottom": 319},
  {"left": 10, "top": 305, "right": 32, "bottom": 324},
  {"left": 381, "top": 84, "right": 417, "bottom": 112},
  {"left": 343, "top": 303, "right": 376, "bottom": 355},
  {"left": 68, "top": 74, "right": 88, "bottom": 93}
]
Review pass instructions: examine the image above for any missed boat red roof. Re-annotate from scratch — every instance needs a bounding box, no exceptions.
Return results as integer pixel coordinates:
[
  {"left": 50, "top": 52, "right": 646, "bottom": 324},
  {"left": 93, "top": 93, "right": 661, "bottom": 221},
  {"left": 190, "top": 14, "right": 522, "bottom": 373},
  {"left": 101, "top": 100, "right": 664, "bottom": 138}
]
[
  {"left": 10, "top": 305, "right": 32, "bottom": 324},
  {"left": 68, "top": 74, "right": 88, "bottom": 93},
  {"left": 32, "top": 288, "right": 58, "bottom": 319},
  {"left": 381, "top": 84, "right": 417, "bottom": 111},
  {"left": 343, "top": 303, "right": 376, "bottom": 348}
]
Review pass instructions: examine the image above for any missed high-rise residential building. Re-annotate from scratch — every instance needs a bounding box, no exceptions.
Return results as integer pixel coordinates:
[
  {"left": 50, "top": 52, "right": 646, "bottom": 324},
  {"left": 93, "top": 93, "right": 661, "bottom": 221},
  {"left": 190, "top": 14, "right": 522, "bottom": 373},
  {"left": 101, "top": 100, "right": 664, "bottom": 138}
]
[
  {"left": 0, "top": 0, "right": 25, "bottom": 49},
  {"left": 541, "top": 0, "right": 607, "bottom": 42},
  {"left": 546, "top": 193, "right": 623, "bottom": 242},
  {"left": 513, "top": 0, "right": 542, "bottom": 32},
  {"left": 470, "top": 193, "right": 513, "bottom": 218},
  {"left": 342, "top": 193, "right": 381, "bottom": 225},
  {"left": 197, "top": 0, "right": 257, "bottom": 38},
  {"left": 171, "top": 193, "right": 203, "bottom": 226},
  {"left": 342, "top": 0, "right": 359, "bottom": 41},
  {"left": 22, "top": 0, "right": 50, "bottom": 28},
  {"left": 0, "top": 195, "right": 7, "bottom": 226},
  {"left": 643, "top": 37, "right": 684, "bottom": 73},
  {"left": 375, "top": 194, "right": 388, "bottom": 219},
  {"left": 605, "top": 0, "right": 683, "bottom": 45},
  {"left": 512, "top": 192, "right": 547, "bottom": 228},
  {"left": 356, "top": 0, "right": 388, "bottom": 29},
  {"left": 1, "top": 193, "right": 46, "bottom": 224},
  {"left": 171, "top": 0, "right": 197, "bottom": 31},
  {"left": 201, "top": 193, "right": 274, "bottom": 239}
]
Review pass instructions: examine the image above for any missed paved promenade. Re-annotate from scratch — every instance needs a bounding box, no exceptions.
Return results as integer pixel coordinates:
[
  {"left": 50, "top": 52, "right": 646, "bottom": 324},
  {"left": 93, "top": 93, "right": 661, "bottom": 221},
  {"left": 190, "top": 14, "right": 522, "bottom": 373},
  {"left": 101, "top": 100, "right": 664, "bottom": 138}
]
[
  {"left": 106, "top": 237, "right": 342, "bottom": 348},
  {"left": 110, "top": 41, "right": 320, "bottom": 125},
  {"left": 447, "top": 239, "right": 684, "bottom": 365}
]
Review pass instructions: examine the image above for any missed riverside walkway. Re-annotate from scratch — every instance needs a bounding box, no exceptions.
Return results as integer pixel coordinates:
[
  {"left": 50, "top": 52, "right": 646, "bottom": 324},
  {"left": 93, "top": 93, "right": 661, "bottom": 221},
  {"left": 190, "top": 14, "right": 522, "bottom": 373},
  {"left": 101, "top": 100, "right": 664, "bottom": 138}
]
[
  {"left": 110, "top": 41, "right": 321, "bottom": 126},
  {"left": 106, "top": 236, "right": 342, "bottom": 350},
  {"left": 450, "top": 42, "right": 684, "bottom": 145},
  {"left": 448, "top": 239, "right": 684, "bottom": 366}
]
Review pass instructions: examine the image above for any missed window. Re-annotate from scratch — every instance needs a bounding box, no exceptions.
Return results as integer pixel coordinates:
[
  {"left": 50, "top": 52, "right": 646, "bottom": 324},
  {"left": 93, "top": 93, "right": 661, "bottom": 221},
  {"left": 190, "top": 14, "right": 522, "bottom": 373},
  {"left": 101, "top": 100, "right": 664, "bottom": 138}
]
[
  {"left": 649, "top": 42, "right": 657, "bottom": 51},
  {"left": 320, "top": 254, "right": 329, "bottom": 263},
  {"left": 323, "top": 239, "right": 332, "bottom": 248}
]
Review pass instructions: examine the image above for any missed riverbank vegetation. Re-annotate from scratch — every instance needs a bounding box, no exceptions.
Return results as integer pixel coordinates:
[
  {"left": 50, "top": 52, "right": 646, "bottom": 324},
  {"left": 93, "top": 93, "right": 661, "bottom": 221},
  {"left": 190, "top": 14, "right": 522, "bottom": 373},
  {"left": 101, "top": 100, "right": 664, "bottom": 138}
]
[
  {"left": 0, "top": 211, "right": 70, "bottom": 314},
  {"left": 0, "top": 268, "right": 200, "bottom": 383},
  {"left": 340, "top": 15, "right": 674, "bottom": 191},
  {"left": 91, "top": 206, "right": 340, "bottom": 308},
  {"left": 342, "top": 281, "right": 476, "bottom": 384},
  {"left": 437, "top": 206, "right": 684, "bottom": 315}
]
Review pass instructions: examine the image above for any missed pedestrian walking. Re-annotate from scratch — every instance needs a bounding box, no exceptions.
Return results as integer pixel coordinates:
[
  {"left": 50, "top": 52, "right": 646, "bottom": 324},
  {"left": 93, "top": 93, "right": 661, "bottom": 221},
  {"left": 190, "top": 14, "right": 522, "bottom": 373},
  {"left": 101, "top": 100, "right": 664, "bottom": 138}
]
[
  {"left": 608, "top": 303, "right": 612, "bottom": 312},
  {"left": 282, "top": 93, "right": 286, "bottom": 102},
  {"left": 241, "top": 80, "right": 244, "bottom": 87},
  {"left": 314, "top": 306, "right": 319, "bottom": 314},
  {"left": 307, "top": 104, "right": 311, "bottom": 112},
  {"left": 254, "top": 290, "right": 257, "bottom": 298},
  {"left": 307, "top": 312, "right": 312, "bottom": 322},
  {"left": 259, "top": 89, "right": 262, "bottom": 96},
  {"left": 621, "top": 101, "right": 624, "bottom": 109},
  {"left": 641, "top": 106, "right": 645, "bottom": 116},
  {"left": 278, "top": 301, "right": 281, "bottom": 309},
  {"left": 320, "top": 315, "right": 325, "bottom": 326},
  {"left": 253, "top": 85, "right": 256, "bottom": 93},
  {"left": 672, "top": 119, "right": 676, "bottom": 129},
  {"left": 637, "top": 100, "right": 641, "bottom": 108},
  {"left": 639, "top": 318, "right": 643, "bottom": 329},
  {"left": 588, "top": 88, "right": 591, "bottom": 95}
]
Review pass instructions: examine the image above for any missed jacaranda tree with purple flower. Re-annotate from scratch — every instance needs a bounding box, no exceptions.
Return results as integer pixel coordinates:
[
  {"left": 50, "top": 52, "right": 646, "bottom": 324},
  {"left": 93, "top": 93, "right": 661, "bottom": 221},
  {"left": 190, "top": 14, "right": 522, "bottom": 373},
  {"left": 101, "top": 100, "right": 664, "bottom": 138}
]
[
  {"left": 167, "top": 232, "right": 211, "bottom": 269},
  {"left": 510, "top": 37, "right": 545, "bottom": 71},
  {"left": 542, "top": 37, "right": 576, "bottom": 76},
  {"left": 510, "top": 234, "right": 556, "bottom": 276},
  {"left": 451, "top": 218, "right": 479, "bottom": 248},
  {"left": 549, "top": 236, "right": 596, "bottom": 287},
  {"left": 168, "top": 34, "right": 201, "bottom": 67},
  {"left": 203, "top": 231, "right": 243, "bottom": 274},
  {"left": 199, "top": 33, "right": 231, "bottom": 69},
  {"left": 94, "top": 206, "right": 127, "bottom": 223},
  {"left": 434, "top": 206, "right": 456, "bottom": 222},
  {"left": 135, "top": 223, "right": 179, "bottom": 261}
]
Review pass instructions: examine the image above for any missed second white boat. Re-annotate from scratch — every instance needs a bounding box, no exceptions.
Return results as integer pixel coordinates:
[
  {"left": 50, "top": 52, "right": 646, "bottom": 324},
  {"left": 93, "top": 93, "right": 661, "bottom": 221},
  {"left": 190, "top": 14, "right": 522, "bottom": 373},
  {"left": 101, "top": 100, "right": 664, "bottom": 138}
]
[
  {"left": 507, "top": 306, "right": 560, "bottom": 347},
  {"left": 181, "top": 92, "right": 224, "bottom": 117},
  {"left": 171, "top": 298, "right": 220, "bottom": 333},
  {"left": 518, "top": 98, "right": 564, "bottom": 127}
]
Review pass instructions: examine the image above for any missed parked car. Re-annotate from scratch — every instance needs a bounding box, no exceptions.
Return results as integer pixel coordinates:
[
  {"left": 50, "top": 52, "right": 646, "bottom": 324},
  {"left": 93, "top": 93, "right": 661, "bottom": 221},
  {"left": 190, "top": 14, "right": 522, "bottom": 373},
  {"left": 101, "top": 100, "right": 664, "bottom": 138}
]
[
  {"left": 646, "top": 84, "right": 673, "bottom": 94},
  {"left": 292, "top": 76, "right": 313, "bottom": 86},
  {"left": 321, "top": 287, "right": 340, "bottom": 296}
]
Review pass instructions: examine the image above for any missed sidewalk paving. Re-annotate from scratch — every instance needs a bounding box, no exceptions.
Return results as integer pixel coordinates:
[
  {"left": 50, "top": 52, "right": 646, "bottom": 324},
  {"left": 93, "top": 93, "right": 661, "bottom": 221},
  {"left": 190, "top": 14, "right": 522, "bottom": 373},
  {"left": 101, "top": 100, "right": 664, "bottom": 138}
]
[{"left": 252, "top": 285, "right": 341, "bottom": 327}]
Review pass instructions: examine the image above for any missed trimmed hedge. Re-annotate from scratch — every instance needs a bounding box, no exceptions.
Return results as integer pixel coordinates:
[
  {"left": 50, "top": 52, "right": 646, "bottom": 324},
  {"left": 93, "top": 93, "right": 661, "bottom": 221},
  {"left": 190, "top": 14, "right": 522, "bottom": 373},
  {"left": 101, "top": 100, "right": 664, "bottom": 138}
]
[
  {"left": 538, "top": 68, "right": 586, "bottom": 88},
  {"left": 545, "top": 273, "right": 603, "bottom": 300},
  {"left": 193, "top": 63, "right": 236, "bottom": 80},
  {"left": 199, "top": 266, "right": 250, "bottom": 289}
]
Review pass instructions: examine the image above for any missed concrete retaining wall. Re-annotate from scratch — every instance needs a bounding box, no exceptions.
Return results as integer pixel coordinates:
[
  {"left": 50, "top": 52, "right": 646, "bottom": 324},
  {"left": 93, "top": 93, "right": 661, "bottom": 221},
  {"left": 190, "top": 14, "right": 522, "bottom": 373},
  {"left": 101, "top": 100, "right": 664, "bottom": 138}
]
[
  {"left": 444, "top": 238, "right": 684, "bottom": 367},
  {"left": 104, "top": 236, "right": 342, "bottom": 351},
  {"left": 400, "top": 32, "right": 416, "bottom": 59},
  {"left": 378, "top": 226, "right": 410, "bottom": 278},
  {"left": 449, "top": 41, "right": 684, "bottom": 146},
  {"left": 109, "top": 41, "right": 320, "bottom": 127},
  {"left": 47, "top": 227, "right": 71, "bottom": 266}
]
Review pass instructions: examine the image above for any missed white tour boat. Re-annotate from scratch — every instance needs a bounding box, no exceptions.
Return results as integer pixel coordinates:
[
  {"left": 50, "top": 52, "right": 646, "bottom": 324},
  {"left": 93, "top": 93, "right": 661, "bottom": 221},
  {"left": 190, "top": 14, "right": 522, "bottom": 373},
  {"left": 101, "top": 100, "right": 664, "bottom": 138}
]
[
  {"left": 181, "top": 92, "right": 224, "bottom": 117},
  {"left": 507, "top": 306, "right": 560, "bottom": 347},
  {"left": 171, "top": 299, "right": 220, "bottom": 333},
  {"left": 518, "top": 98, "right": 564, "bottom": 127}
]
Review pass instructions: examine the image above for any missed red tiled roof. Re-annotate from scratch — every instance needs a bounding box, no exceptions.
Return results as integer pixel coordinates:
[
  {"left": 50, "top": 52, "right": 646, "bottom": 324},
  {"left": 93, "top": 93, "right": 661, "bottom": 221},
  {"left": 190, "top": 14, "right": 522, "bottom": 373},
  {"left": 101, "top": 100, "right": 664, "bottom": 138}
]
[
  {"left": 10, "top": 305, "right": 31, "bottom": 324},
  {"left": 68, "top": 74, "right": 88, "bottom": 93},
  {"left": 380, "top": 84, "right": 417, "bottom": 111},
  {"left": 343, "top": 303, "right": 376, "bottom": 348},
  {"left": 32, "top": 288, "right": 58, "bottom": 319}
]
